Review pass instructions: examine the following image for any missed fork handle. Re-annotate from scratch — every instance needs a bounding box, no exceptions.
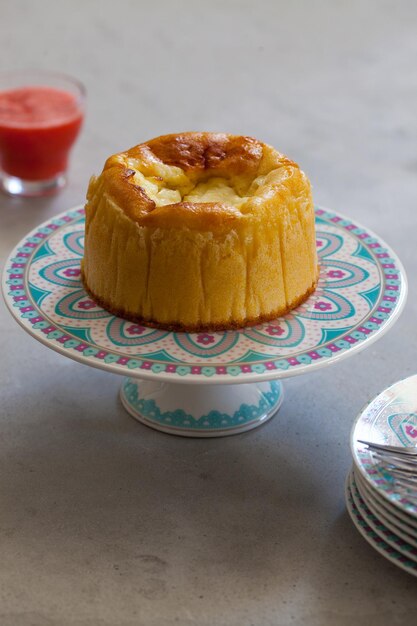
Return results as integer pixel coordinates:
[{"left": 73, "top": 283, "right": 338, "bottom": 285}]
[{"left": 357, "top": 439, "right": 417, "bottom": 456}]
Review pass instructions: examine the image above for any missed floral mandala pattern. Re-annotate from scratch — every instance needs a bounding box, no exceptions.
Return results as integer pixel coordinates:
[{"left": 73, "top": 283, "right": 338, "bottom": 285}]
[
  {"left": 352, "top": 375, "right": 417, "bottom": 518},
  {"left": 2, "top": 206, "right": 406, "bottom": 382}
]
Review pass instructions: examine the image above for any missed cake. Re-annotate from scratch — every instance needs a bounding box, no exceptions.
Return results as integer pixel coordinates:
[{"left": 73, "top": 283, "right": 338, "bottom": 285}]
[{"left": 82, "top": 132, "right": 318, "bottom": 331}]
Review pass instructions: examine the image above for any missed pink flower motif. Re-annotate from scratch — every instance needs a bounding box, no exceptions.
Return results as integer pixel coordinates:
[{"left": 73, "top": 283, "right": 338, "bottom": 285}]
[
  {"left": 197, "top": 333, "right": 215, "bottom": 345},
  {"left": 314, "top": 301, "right": 332, "bottom": 311},
  {"left": 126, "top": 324, "right": 146, "bottom": 335},
  {"left": 265, "top": 325, "right": 285, "bottom": 336},
  {"left": 328, "top": 344, "right": 341, "bottom": 352},
  {"left": 57, "top": 335, "right": 71, "bottom": 343},
  {"left": 64, "top": 267, "right": 81, "bottom": 277},
  {"left": 345, "top": 336, "right": 357, "bottom": 344},
  {"left": 327, "top": 270, "right": 345, "bottom": 279},
  {"left": 316, "top": 240, "right": 323, "bottom": 247},
  {"left": 78, "top": 299, "right": 96, "bottom": 310}
]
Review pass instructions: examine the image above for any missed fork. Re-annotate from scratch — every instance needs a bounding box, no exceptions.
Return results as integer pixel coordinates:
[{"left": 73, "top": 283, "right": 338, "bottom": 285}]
[
  {"left": 357, "top": 439, "right": 417, "bottom": 457},
  {"left": 371, "top": 452, "right": 417, "bottom": 473},
  {"left": 358, "top": 439, "right": 417, "bottom": 497}
]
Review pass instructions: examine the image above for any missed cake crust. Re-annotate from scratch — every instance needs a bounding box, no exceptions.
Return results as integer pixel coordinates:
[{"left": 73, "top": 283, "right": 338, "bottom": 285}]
[
  {"left": 81, "top": 267, "right": 318, "bottom": 333},
  {"left": 83, "top": 132, "right": 318, "bottom": 331}
]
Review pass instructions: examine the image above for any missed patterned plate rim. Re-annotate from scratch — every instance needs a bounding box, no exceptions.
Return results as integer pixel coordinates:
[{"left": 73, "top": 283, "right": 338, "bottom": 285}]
[
  {"left": 2, "top": 205, "right": 408, "bottom": 384},
  {"left": 345, "top": 471, "right": 417, "bottom": 577},
  {"left": 349, "top": 471, "right": 417, "bottom": 563},
  {"left": 350, "top": 375, "right": 417, "bottom": 518},
  {"left": 353, "top": 469, "right": 417, "bottom": 546},
  {"left": 354, "top": 463, "right": 417, "bottom": 530}
]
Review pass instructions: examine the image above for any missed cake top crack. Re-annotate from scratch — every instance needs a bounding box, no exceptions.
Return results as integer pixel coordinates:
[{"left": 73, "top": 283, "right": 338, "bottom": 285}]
[{"left": 87, "top": 132, "right": 305, "bottom": 229}]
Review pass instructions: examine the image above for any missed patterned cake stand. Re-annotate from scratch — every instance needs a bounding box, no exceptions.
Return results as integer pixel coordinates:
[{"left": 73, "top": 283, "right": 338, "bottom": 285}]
[{"left": 2, "top": 206, "right": 407, "bottom": 437}]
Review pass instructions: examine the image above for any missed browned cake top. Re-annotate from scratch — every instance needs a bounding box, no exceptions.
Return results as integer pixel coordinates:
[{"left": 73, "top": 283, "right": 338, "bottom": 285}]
[
  {"left": 87, "top": 132, "right": 305, "bottom": 229},
  {"left": 139, "top": 133, "right": 263, "bottom": 176}
]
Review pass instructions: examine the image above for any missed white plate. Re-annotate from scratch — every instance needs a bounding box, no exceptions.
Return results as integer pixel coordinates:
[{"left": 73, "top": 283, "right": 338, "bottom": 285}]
[
  {"left": 351, "top": 375, "right": 417, "bottom": 518},
  {"left": 345, "top": 471, "right": 417, "bottom": 577},
  {"left": 349, "top": 472, "right": 417, "bottom": 563},
  {"left": 354, "top": 467, "right": 417, "bottom": 530},
  {"left": 353, "top": 469, "right": 417, "bottom": 549}
]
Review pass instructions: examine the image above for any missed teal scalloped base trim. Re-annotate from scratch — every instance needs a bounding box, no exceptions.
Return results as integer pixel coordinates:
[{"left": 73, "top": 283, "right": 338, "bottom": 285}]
[{"left": 121, "top": 379, "right": 282, "bottom": 432}]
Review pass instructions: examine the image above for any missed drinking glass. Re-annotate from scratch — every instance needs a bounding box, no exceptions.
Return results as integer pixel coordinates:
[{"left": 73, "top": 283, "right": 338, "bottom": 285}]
[{"left": 0, "top": 70, "right": 85, "bottom": 197}]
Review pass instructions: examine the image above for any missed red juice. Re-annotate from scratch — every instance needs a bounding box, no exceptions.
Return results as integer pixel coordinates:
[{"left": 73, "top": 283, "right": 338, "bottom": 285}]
[{"left": 0, "top": 86, "right": 83, "bottom": 180}]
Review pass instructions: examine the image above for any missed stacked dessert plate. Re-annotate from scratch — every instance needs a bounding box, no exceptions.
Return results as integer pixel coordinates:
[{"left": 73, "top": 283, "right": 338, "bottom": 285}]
[{"left": 347, "top": 375, "right": 417, "bottom": 577}]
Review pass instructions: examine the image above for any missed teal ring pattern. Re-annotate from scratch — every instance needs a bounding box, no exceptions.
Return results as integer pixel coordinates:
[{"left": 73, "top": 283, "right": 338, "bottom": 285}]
[
  {"left": 243, "top": 316, "right": 305, "bottom": 347},
  {"left": 321, "top": 259, "right": 368, "bottom": 289},
  {"left": 3, "top": 206, "right": 406, "bottom": 380},
  {"left": 56, "top": 289, "right": 110, "bottom": 320},
  {"left": 63, "top": 231, "right": 84, "bottom": 256},
  {"left": 40, "top": 259, "right": 82, "bottom": 288},
  {"left": 107, "top": 318, "right": 169, "bottom": 346},
  {"left": 174, "top": 331, "right": 238, "bottom": 357}
]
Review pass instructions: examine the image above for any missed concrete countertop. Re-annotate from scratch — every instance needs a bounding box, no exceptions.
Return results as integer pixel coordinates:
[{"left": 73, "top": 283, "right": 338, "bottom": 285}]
[{"left": 1, "top": 1, "right": 416, "bottom": 624}]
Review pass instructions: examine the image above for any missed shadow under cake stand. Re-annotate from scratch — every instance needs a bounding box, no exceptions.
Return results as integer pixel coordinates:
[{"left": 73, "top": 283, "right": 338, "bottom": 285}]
[{"left": 2, "top": 206, "right": 407, "bottom": 437}]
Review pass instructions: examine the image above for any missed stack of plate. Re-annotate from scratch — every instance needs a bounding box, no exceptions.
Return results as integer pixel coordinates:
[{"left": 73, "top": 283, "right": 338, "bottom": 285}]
[{"left": 346, "top": 374, "right": 417, "bottom": 577}]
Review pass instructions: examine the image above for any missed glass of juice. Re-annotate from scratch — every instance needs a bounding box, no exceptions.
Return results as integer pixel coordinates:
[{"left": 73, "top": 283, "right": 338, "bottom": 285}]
[{"left": 0, "top": 70, "right": 85, "bottom": 197}]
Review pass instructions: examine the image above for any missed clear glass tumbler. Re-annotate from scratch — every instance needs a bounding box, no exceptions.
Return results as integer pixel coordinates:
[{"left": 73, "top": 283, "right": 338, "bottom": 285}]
[{"left": 0, "top": 70, "right": 85, "bottom": 197}]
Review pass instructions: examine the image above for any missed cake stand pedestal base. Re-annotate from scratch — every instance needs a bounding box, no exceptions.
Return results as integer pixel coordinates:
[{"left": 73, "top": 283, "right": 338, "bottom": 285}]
[{"left": 120, "top": 378, "right": 284, "bottom": 437}]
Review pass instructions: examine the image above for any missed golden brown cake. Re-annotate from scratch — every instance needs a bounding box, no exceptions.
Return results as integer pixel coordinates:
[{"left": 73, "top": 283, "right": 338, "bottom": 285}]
[{"left": 82, "top": 132, "right": 318, "bottom": 331}]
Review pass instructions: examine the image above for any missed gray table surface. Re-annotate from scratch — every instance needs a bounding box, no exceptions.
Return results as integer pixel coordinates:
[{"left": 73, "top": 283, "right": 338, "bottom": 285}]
[{"left": 1, "top": 1, "right": 416, "bottom": 624}]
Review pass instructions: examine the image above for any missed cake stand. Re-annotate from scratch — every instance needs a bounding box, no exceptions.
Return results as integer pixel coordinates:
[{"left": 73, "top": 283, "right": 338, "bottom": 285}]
[{"left": 2, "top": 205, "right": 407, "bottom": 437}]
